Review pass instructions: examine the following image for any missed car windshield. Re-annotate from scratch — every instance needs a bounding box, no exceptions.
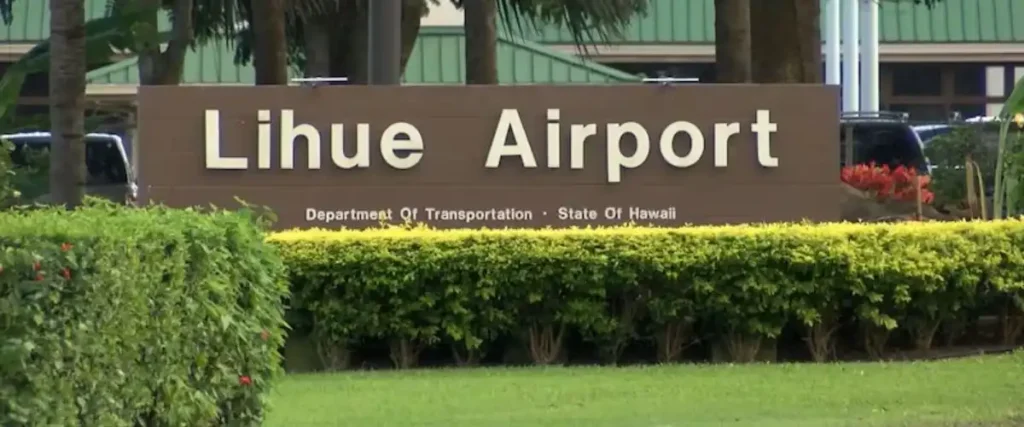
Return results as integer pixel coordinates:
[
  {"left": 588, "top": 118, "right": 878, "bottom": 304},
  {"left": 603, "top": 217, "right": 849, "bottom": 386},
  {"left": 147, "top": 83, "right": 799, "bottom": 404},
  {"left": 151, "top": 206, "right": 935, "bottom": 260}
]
[
  {"left": 840, "top": 123, "right": 927, "bottom": 172},
  {"left": 913, "top": 126, "right": 954, "bottom": 145}
]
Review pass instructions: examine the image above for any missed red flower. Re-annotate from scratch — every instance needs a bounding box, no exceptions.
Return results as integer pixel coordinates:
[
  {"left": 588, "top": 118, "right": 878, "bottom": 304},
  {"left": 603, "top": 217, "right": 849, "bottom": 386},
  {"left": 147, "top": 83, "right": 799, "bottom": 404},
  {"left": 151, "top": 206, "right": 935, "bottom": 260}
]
[
  {"left": 841, "top": 162, "right": 933, "bottom": 205},
  {"left": 62, "top": 268, "right": 71, "bottom": 280},
  {"left": 33, "top": 261, "right": 41, "bottom": 271},
  {"left": 61, "top": 242, "right": 72, "bottom": 252},
  {"left": 260, "top": 330, "right": 270, "bottom": 341},
  {"left": 239, "top": 375, "right": 252, "bottom": 386},
  {"left": 35, "top": 274, "right": 43, "bottom": 281}
]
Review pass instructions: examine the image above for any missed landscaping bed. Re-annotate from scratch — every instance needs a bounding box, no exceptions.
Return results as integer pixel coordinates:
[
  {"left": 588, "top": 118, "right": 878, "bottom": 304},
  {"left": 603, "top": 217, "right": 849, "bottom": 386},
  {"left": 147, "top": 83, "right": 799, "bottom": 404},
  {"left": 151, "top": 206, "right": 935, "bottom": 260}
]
[{"left": 271, "top": 221, "right": 1024, "bottom": 370}]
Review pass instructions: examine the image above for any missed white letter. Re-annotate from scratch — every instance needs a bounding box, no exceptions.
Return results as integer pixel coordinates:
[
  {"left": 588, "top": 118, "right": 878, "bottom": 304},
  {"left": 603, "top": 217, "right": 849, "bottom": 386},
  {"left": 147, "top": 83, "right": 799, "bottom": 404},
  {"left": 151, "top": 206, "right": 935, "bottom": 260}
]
[
  {"left": 569, "top": 124, "right": 597, "bottom": 169},
  {"left": 547, "top": 109, "right": 560, "bottom": 168},
  {"left": 713, "top": 122, "right": 740, "bottom": 167},
  {"left": 485, "top": 109, "right": 536, "bottom": 168},
  {"left": 305, "top": 208, "right": 317, "bottom": 221},
  {"left": 380, "top": 122, "right": 424, "bottom": 169},
  {"left": 751, "top": 109, "right": 779, "bottom": 167},
  {"left": 204, "top": 109, "right": 247, "bottom": 169},
  {"left": 257, "top": 110, "right": 272, "bottom": 169},
  {"left": 330, "top": 123, "right": 370, "bottom": 168},
  {"left": 660, "top": 121, "right": 705, "bottom": 168},
  {"left": 606, "top": 122, "right": 650, "bottom": 183},
  {"left": 280, "top": 109, "right": 321, "bottom": 169}
]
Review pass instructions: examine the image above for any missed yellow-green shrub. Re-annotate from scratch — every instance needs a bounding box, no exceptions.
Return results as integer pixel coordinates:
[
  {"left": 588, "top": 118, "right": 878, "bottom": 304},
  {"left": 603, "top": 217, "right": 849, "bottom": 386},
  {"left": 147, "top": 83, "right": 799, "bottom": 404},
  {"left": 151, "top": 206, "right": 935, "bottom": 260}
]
[
  {"left": 0, "top": 201, "right": 288, "bottom": 426},
  {"left": 270, "top": 220, "right": 1024, "bottom": 367}
]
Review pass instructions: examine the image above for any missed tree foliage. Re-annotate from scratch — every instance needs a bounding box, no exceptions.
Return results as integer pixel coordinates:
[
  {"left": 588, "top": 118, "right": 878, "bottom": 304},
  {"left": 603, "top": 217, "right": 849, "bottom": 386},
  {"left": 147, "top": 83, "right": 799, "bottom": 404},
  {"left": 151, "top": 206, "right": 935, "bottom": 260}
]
[{"left": 220, "top": 0, "right": 647, "bottom": 71}]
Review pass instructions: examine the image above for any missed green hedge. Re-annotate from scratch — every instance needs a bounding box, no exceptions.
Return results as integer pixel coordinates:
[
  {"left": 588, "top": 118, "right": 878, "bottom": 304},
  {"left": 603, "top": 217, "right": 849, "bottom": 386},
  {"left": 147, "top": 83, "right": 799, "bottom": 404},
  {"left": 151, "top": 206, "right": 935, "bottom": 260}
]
[
  {"left": 271, "top": 221, "right": 1024, "bottom": 368},
  {"left": 0, "top": 202, "right": 288, "bottom": 426}
]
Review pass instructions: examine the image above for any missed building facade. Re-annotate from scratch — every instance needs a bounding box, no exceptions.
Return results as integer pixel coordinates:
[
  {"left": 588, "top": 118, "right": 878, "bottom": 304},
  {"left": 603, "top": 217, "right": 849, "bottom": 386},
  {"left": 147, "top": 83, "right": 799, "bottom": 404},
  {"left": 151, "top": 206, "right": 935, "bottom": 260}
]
[
  {"left": 2, "top": 0, "right": 1022, "bottom": 123},
  {"left": 515, "top": 0, "right": 1024, "bottom": 121}
]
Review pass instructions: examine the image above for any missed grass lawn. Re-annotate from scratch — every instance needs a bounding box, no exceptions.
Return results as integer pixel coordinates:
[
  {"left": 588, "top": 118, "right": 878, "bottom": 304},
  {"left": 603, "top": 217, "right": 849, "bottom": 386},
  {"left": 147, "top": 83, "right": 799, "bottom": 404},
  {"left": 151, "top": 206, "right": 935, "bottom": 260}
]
[{"left": 265, "top": 351, "right": 1024, "bottom": 427}]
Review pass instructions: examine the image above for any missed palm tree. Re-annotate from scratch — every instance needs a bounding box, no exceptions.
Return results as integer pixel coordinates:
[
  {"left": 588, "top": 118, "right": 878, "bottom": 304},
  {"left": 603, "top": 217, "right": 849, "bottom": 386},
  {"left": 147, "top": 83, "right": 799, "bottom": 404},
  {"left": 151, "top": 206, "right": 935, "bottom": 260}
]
[
  {"left": 226, "top": 0, "right": 646, "bottom": 83},
  {"left": 250, "top": 0, "right": 289, "bottom": 84},
  {"left": 135, "top": 0, "right": 195, "bottom": 85},
  {"left": 750, "top": 0, "right": 821, "bottom": 83},
  {"left": 714, "top": 0, "right": 750, "bottom": 83},
  {"left": 48, "top": 0, "right": 87, "bottom": 207},
  {"left": 745, "top": 0, "right": 942, "bottom": 84},
  {"left": 464, "top": 0, "right": 498, "bottom": 84}
]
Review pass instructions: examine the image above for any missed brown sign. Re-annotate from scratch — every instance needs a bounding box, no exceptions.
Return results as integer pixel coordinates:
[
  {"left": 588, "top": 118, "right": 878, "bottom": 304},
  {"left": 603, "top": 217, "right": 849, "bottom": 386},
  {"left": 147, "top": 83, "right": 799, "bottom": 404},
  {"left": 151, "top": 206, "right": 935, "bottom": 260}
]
[{"left": 137, "top": 85, "right": 840, "bottom": 229}]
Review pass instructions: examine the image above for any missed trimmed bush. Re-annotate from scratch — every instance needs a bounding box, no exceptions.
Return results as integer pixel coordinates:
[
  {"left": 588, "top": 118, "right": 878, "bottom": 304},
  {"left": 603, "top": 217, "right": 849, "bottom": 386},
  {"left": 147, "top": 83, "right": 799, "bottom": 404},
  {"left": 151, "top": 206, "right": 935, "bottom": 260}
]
[
  {"left": 0, "top": 201, "right": 288, "bottom": 426},
  {"left": 271, "top": 220, "right": 1024, "bottom": 368}
]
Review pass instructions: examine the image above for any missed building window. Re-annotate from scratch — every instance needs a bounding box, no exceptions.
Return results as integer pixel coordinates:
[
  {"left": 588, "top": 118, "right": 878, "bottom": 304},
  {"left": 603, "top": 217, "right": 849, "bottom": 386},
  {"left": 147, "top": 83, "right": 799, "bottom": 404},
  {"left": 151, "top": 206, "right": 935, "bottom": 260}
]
[
  {"left": 891, "top": 64, "right": 942, "bottom": 96},
  {"left": 883, "top": 63, "right": 1002, "bottom": 122},
  {"left": 956, "top": 66, "right": 986, "bottom": 96}
]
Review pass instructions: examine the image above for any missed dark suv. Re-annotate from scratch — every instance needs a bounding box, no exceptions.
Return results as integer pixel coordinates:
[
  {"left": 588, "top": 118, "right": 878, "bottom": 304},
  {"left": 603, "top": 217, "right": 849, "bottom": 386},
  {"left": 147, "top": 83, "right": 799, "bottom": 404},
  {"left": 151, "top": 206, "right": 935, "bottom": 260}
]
[
  {"left": 1, "top": 132, "right": 137, "bottom": 205},
  {"left": 839, "top": 111, "right": 931, "bottom": 173}
]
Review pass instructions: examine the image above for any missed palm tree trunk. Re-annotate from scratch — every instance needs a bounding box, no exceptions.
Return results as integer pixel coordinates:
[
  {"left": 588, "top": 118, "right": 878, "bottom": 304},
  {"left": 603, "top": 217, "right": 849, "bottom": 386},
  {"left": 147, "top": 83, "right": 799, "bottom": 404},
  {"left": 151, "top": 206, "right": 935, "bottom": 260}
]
[
  {"left": 714, "top": 0, "right": 751, "bottom": 83},
  {"left": 320, "top": 0, "right": 424, "bottom": 84},
  {"left": 251, "top": 0, "right": 290, "bottom": 85},
  {"left": 399, "top": 0, "right": 425, "bottom": 72},
  {"left": 464, "top": 0, "right": 499, "bottom": 84},
  {"left": 750, "top": 0, "right": 821, "bottom": 83},
  {"left": 49, "top": 0, "right": 86, "bottom": 208},
  {"left": 303, "top": 14, "right": 332, "bottom": 78}
]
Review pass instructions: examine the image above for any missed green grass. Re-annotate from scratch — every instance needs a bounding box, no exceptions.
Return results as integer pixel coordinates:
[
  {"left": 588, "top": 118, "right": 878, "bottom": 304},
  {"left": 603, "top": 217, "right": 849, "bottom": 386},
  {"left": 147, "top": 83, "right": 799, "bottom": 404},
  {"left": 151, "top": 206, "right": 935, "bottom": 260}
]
[{"left": 265, "top": 352, "right": 1024, "bottom": 427}]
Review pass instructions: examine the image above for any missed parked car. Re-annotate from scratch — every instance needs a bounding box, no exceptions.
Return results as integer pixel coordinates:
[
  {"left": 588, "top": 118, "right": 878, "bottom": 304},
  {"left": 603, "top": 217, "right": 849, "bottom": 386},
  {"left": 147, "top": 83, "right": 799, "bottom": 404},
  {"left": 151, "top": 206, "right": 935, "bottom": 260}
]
[
  {"left": 0, "top": 132, "right": 137, "bottom": 205},
  {"left": 839, "top": 111, "right": 931, "bottom": 174},
  {"left": 911, "top": 116, "right": 1000, "bottom": 202},
  {"left": 911, "top": 123, "right": 955, "bottom": 147}
]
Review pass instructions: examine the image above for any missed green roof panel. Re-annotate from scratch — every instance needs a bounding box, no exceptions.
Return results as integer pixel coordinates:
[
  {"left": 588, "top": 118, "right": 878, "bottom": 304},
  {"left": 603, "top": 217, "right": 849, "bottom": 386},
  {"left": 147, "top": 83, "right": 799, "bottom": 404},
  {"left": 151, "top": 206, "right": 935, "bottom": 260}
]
[
  {"left": 0, "top": 0, "right": 171, "bottom": 44},
  {"left": 87, "top": 26, "right": 639, "bottom": 86},
  {"left": 0, "top": 0, "right": 109, "bottom": 43},
  {"left": 5, "top": 0, "right": 1023, "bottom": 47},
  {"left": 85, "top": 39, "right": 275, "bottom": 85},
  {"left": 518, "top": 0, "right": 1024, "bottom": 44},
  {"left": 404, "top": 27, "right": 639, "bottom": 83}
]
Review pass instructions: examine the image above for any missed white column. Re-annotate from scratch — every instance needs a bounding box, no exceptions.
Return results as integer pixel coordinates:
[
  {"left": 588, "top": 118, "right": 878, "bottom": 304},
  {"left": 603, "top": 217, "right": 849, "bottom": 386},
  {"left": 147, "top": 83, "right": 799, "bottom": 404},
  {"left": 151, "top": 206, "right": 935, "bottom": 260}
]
[
  {"left": 859, "top": 0, "right": 879, "bottom": 111},
  {"left": 825, "top": 0, "right": 841, "bottom": 85},
  {"left": 987, "top": 66, "right": 1009, "bottom": 118},
  {"left": 842, "top": 0, "right": 860, "bottom": 112}
]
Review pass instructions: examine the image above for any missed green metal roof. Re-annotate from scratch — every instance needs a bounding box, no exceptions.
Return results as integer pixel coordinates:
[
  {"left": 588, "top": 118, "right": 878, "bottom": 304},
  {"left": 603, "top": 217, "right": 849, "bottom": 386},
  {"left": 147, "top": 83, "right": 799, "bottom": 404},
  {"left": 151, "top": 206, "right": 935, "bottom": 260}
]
[
  {"left": 85, "top": 41, "right": 270, "bottom": 85},
  {"left": 522, "top": 0, "right": 1024, "bottom": 44},
  {"left": 0, "top": 0, "right": 111, "bottom": 43},
  {"left": 7, "top": 0, "right": 1024, "bottom": 47},
  {"left": 86, "top": 26, "right": 639, "bottom": 85},
  {"left": 403, "top": 27, "right": 639, "bottom": 83}
]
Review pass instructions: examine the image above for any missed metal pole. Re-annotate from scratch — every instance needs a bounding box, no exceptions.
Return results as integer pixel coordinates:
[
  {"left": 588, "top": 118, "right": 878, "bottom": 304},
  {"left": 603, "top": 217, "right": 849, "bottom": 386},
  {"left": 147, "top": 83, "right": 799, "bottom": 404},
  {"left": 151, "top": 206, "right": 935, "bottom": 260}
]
[
  {"left": 368, "top": 0, "right": 402, "bottom": 85},
  {"left": 824, "top": 0, "right": 841, "bottom": 85},
  {"left": 642, "top": 77, "right": 700, "bottom": 84},
  {"left": 841, "top": 0, "right": 860, "bottom": 112},
  {"left": 859, "top": 0, "right": 879, "bottom": 111}
]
